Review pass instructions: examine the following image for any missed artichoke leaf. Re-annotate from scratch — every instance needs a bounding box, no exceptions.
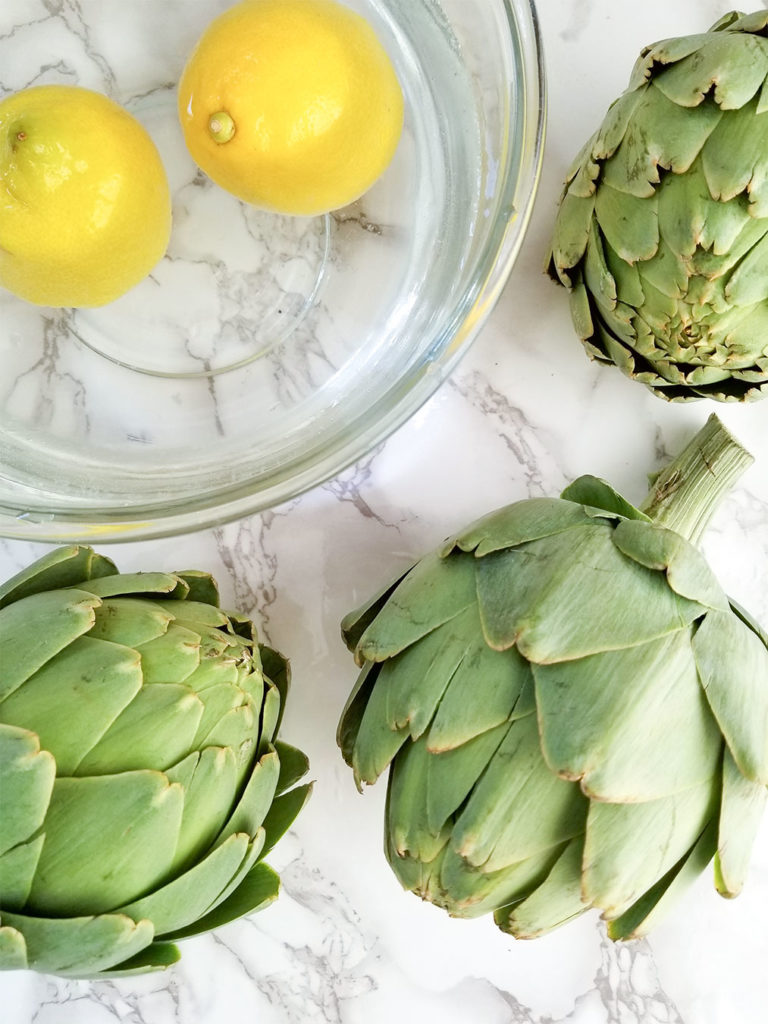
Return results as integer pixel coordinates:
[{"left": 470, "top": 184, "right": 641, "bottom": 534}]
[
  {"left": 135, "top": 623, "right": 201, "bottom": 685},
  {"left": 701, "top": 98, "right": 768, "bottom": 214},
  {"left": 337, "top": 660, "right": 380, "bottom": 769},
  {"left": 258, "top": 644, "right": 290, "bottom": 736},
  {"left": 583, "top": 218, "right": 619, "bottom": 313},
  {"left": 583, "top": 775, "right": 719, "bottom": 918},
  {"left": 438, "top": 841, "right": 567, "bottom": 920},
  {"left": 633, "top": 238, "right": 688, "bottom": 300},
  {"left": 0, "top": 724, "right": 55, "bottom": 856},
  {"left": 89, "top": 941, "right": 180, "bottom": 979},
  {"left": 166, "top": 747, "right": 238, "bottom": 872},
  {"left": 215, "top": 745, "right": 280, "bottom": 846},
  {"left": 726, "top": 231, "right": 768, "bottom": 305},
  {"left": 167, "top": 622, "right": 233, "bottom": 660},
  {"left": 594, "top": 182, "right": 659, "bottom": 264},
  {"left": 612, "top": 520, "right": 729, "bottom": 609},
  {"left": 183, "top": 656, "right": 241, "bottom": 693},
  {"left": 693, "top": 608, "right": 768, "bottom": 784},
  {"left": 569, "top": 277, "right": 595, "bottom": 342},
  {"left": 712, "top": 12, "right": 764, "bottom": 32},
  {"left": 452, "top": 711, "right": 588, "bottom": 872},
  {"left": 445, "top": 497, "right": 599, "bottom": 557},
  {"left": 627, "top": 35, "right": 711, "bottom": 93},
  {"left": 198, "top": 701, "right": 259, "bottom": 790},
  {"left": 607, "top": 818, "right": 718, "bottom": 940},
  {"left": 385, "top": 819, "right": 447, "bottom": 901},
  {"left": 596, "top": 321, "right": 650, "bottom": 382},
  {"left": 549, "top": 192, "right": 596, "bottom": 283},
  {"left": 533, "top": 630, "right": 721, "bottom": 802},
  {"left": 164, "top": 862, "right": 280, "bottom": 942},
  {"left": 629, "top": 278, "right": 677, "bottom": 335},
  {"left": 496, "top": 836, "right": 589, "bottom": 939},
  {"left": 653, "top": 33, "right": 768, "bottom": 111},
  {"left": 715, "top": 747, "right": 768, "bottom": 897},
  {"left": 592, "top": 89, "right": 646, "bottom": 162},
  {"left": 658, "top": 158, "right": 755, "bottom": 260},
  {"left": 27, "top": 771, "right": 185, "bottom": 916},
  {"left": 89, "top": 597, "right": 173, "bottom": 647},
  {"left": 1, "top": 637, "right": 144, "bottom": 777},
  {"left": 729, "top": 11, "right": 768, "bottom": 34},
  {"left": 424, "top": 722, "right": 512, "bottom": 835},
  {"left": 602, "top": 235, "right": 647, "bottom": 307},
  {"left": 0, "top": 833, "right": 45, "bottom": 910},
  {"left": 353, "top": 607, "right": 485, "bottom": 785},
  {"left": 563, "top": 138, "right": 599, "bottom": 201},
  {"left": 355, "top": 551, "right": 477, "bottom": 663},
  {"left": 237, "top": 653, "right": 264, "bottom": 706},
  {"left": 76, "top": 683, "right": 204, "bottom": 775},
  {"left": 0, "top": 910, "right": 154, "bottom": 977},
  {"left": 201, "top": 830, "right": 267, "bottom": 919},
  {"left": 190, "top": 682, "right": 249, "bottom": 749},
  {"left": 653, "top": 358, "right": 731, "bottom": 387},
  {"left": 79, "top": 572, "right": 189, "bottom": 600},
  {"left": 475, "top": 526, "right": 706, "bottom": 661},
  {"left": 559, "top": 477, "right": 649, "bottom": 521},
  {"left": 118, "top": 832, "right": 252, "bottom": 937},
  {"left": 0, "top": 589, "right": 99, "bottom": 702},
  {"left": 340, "top": 565, "right": 415, "bottom": 652},
  {"left": 729, "top": 598, "right": 768, "bottom": 647},
  {"left": 350, "top": 664, "right": 419, "bottom": 787},
  {"left": 225, "top": 608, "right": 255, "bottom": 642},
  {"left": 0, "top": 926, "right": 27, "bottom": 970},
  {"left": 174, "top": 570, "right": 220, "bottom": 606},
  {"left": 259, "top": 783, "right": 313, "bottom": 859},
  {"left": 273, "top": 741, "right": 310, "bottom": 795},
  {"left": 258, "top": 680, "right": 282, "bottom": 747},
  {"left": 387, "top": 737, "right": 460, "bottom": 863},
  {"left": 0, "top": 545, "right": 115, "bottom": 609},
  {"left": 426, "top": 617, "right": 533, "bottom": 752},
  {"left": 602, "top": 85, "right": 723, "bottom": 198}
]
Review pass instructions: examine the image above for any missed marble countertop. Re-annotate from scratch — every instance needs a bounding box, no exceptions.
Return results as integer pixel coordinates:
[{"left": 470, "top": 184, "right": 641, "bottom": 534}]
[{"left": 3, "top": 1, "right": 768, "bottom": 1022}]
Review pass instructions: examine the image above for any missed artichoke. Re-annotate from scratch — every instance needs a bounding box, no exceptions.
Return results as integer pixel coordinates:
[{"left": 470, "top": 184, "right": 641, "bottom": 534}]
[
  {"left": 0, "top": 546, "right": 311, "bottom": 978},
  {"left": 548, "top": 10, "right": 768, "bottom": 402},
  {"left": 338, "top": 415, "right": 768, "bottom": 939}
]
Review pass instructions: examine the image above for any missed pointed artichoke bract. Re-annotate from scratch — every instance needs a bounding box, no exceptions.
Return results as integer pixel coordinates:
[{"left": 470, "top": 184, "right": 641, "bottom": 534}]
[
  {"left": 548, "top": 11, "right": 768, "bottom": 402},
  {"left": 0, "top": 547, "right": 311, "bottom": 978},
  {"left": 338, "top": 415, "right": 768, "bottom": 939}
]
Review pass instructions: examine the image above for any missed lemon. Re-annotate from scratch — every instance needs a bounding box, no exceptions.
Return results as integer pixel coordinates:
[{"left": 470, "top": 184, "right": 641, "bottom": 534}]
[
  {"left": 0, "top": 85, "right": 171, "bottom": 308},
  {"left": 178, "top": 0, "right": 404, "bottom": 216}
]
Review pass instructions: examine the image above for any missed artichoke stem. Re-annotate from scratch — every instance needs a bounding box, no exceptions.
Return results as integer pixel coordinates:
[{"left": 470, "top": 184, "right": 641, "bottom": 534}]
[{"left": 639, "top": 415, "right": 753, "bottom": 546}]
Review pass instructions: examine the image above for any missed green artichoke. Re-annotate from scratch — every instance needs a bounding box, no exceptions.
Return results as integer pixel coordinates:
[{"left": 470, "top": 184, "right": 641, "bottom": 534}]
[
  {"left": 0, "top": 546, "right": 311, "bottom": 978},
  {"left": 548, "top": 10, "right": 768, "bottom": 402},
  {"left": 338, "top": 415, "right": 768, "bottom": 939}
]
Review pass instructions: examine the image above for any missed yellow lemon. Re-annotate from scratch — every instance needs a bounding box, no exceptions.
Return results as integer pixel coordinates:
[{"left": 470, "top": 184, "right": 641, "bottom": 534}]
[
  {"left": 178, "top": 0, "right": 404, "bottom": 216},
  {"left": 0, "top": 85, "right": 171, "bottom": 308}
]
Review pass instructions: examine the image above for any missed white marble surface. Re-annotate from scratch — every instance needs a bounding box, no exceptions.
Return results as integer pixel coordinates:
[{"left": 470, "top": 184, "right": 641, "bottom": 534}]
[{"left": 3, "top": 1, "right": 768, "bottom": 1022}]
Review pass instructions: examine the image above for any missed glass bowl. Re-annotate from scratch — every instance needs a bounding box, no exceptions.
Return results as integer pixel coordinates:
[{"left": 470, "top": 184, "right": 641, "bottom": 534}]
[{"left": 0, "top": 0, "right": 545, "bottom": 541}]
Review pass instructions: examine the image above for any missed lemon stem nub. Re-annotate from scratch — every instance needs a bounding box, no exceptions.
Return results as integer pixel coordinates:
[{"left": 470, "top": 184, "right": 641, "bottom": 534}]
[{"left": 208, "top": 111, "right": 236, "bottom": 144}]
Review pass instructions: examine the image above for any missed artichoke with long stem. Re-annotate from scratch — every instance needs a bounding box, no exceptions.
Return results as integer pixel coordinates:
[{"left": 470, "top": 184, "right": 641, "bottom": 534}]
[
  {"left": 0, "top": 546, "right": 311, "bottom": 977},
  {"left": 338, "top": 416, "right": 768, "bottom": 939},
  {"left": 548, "top": 10, "right": 768, "bottom": 402}
]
